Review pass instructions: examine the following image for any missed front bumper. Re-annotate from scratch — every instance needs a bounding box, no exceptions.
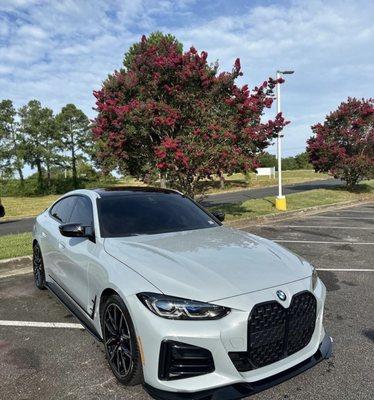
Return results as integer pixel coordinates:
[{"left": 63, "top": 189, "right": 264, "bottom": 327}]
[
  {"left": 128, "top": 277, "right": 328, "bottom": 395},
  {"left": 144, "top": 334, "right": 333, "bottom": 400}
]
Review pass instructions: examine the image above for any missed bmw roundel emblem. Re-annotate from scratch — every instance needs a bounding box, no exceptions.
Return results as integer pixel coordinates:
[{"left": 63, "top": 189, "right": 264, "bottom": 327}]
[{"left": 276, "top": 290, "right": 287, "bottom": 301}]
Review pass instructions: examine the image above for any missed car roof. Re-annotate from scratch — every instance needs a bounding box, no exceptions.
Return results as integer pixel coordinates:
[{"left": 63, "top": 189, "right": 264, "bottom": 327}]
[{"left": 92, "top": 186, "right": 182, "bottom": 197}]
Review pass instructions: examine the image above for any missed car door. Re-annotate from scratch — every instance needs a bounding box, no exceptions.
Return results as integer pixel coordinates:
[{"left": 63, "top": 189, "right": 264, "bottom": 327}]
[
  {"left": 41, "top": 196, "right": 77, "bottom": 281},
  {"left": 56, "top": 195, "right": 96, "bottom": 315}
]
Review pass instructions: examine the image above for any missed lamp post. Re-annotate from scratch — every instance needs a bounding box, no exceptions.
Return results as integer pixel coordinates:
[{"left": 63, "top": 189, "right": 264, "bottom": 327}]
[{"left": 275, "top": 70, "right": 294, "bottom": 211}]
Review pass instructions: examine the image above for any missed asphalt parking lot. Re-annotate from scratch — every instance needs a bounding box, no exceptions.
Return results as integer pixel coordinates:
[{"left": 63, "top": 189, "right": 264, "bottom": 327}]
[{"left": 0, "top": 202, "right": 373, "bottom": 400}]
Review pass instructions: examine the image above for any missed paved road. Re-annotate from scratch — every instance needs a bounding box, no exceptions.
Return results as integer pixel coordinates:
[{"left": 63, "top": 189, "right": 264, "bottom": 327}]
[
  {"left": 0, "top": 178, "right": 343, "bottom": 236},
  {"left": 0, "top": 202, "right": 373, "bottom": 399},
  {"left": 0, "top": 217, "right": 35, "bottom": 236},
  {"left": 199, "top": 178, "right": 343, "bottom": 206}
]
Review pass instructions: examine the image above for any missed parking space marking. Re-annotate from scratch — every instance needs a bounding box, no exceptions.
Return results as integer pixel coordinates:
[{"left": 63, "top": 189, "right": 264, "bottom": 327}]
[
  {"left": 274, "top": 239, "right": 374, "bottom": 245},
  {"left": 265, "top": 225, "right": 374, "bottom": 230},
  {"left": 329, "top": 210, "right": 374, "bottom": 213},
  {"left": 0, "top": 320, "right": 84, "bottom": 329},
  {"left": 309, "top": 216, "right": 374, "bottom": 220},
  {"left": 317, "top": 268, "right": 374, "bottom": 272}
]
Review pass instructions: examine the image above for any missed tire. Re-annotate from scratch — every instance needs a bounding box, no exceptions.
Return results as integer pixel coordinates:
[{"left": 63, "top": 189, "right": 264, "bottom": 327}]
[
  {"left": 33, "top": 243, "right": 46, "bottom": 290},
  {"left": 101, "top": 294, "right": 143, "bottom": 386}
]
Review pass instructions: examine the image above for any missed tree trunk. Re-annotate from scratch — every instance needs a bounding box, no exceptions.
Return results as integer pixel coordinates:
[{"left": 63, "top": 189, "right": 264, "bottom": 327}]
[
  {"left": 345, "top": 170, "right": 359, "bottom": 191},
  {"left": 17, "top": 168, "right": 24, "bottom": 184},
  {"left": 46, "top": 163, "right": 51, "bottom": 187},
  {"left": 36, "top": 160, "right": 43, "bottom": 190},
  {"left": 71, "top": 133, "right": 78, "bottom": 189},
  {"left": 160, "top": 173, "right": 166, "bottom": 188},
  {"left": 218, "top": 171, "right": 225, "bottom": 189}
]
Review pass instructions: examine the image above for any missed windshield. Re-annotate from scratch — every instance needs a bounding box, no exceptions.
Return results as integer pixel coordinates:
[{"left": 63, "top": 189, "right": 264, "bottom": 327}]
[{"left": 97, "top": 192, "right": 219, "bottom": 237}]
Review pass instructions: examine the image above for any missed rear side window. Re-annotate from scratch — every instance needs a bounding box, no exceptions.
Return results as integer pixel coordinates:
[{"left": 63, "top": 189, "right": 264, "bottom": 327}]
[
  {"left": 69, "top": 196, "right": 93, "bottom": 226},
  {"left": 50, "top": 196, "right": 77, "bottom": 223}
]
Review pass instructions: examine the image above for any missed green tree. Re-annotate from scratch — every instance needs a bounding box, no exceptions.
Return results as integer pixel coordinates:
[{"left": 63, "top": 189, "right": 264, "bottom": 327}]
[
  {"left": 294, "top": 152, "right": 312, "bottom": 169},
  {"left": 123, "top": 31, "right": 183, "bottom": 70},
  {"left": 307, "top": 98, "right": 374, "bottom": 188},
  {"left": 258, "top": 152, "right": 277, "bottom": 168},
  {"left": 0, "top": 100, "right": 26, "bottom": 182},
  {"left": 282, "top": 156, "right": 298, "bottom": 170},
  {"left": 93, "top": 33, "right": 287, "bottom": 197},
  {"left": 19, "top": 100, "right": 59, "bottom": 189},
  {"left": 56, "top": 104, "right": 91, "bottom": 188}
]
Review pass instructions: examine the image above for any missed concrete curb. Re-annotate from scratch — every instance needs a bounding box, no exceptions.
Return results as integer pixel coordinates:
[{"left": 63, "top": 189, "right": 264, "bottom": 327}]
[
  {"left": 0, "top": 255, "right": 32, "bottom": 279},
  {"left": 0, "top": 266, "right": 33, "bottom": 278},
  {"left": 0, "top": 255, "right": 32, "bottom": 264},
  {"left": 0, "top": 199, "right": 372, "bottom": 275},
  {"left": 224, "top": 199, "right": 373, "bottom": 229}
]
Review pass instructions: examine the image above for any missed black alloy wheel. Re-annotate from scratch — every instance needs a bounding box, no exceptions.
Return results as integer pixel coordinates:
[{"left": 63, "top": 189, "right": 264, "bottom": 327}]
[
  {"left": 102, "top": 295, "right": 143, "bottom": 385},
  {"left": 33, "top": 243, "right": 46, "bottom": 290}
]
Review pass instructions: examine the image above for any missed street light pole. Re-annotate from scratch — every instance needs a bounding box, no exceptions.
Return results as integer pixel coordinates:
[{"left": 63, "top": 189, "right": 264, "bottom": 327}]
[{"left": 275, "top": 70, "right": 294, "bottom": 211}]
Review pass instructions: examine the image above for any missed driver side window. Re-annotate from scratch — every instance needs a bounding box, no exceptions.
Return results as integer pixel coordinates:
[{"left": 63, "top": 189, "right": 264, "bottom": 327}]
[
  {"left": 50, "top": 196, "right": 77, "bottom": 223},
  {"left": 69, "top": 196, "right": 94, "bottom": 226}
]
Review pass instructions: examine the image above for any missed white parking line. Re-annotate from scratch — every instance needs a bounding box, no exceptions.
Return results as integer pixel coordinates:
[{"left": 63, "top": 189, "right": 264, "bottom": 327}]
[
  {"left": 310, "top": 216, "right": 374, "bottom": 220},
  {"left": 274, "top": 239, "right": 374, "bottom": 245},
  {"left": 0, "top": 320, "right": 84, "bottom": 329},
  {"left": 328, "top": 210, "right": 374, "bottom": 214},
  {"left": 266, "top": 225, "right": 374, "bottom": 230},
  {"left": 317, "top": 268, "right": 374, "bottom": 272}
]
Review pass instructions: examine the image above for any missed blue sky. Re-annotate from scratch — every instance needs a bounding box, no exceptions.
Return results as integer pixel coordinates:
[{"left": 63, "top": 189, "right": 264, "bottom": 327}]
[{"left": 1, "top": 0, "right": 373, "bottom": 172}]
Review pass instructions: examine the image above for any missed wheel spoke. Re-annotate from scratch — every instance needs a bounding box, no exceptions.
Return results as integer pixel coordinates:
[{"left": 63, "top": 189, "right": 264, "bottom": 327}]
[
  {"left": 121, "top": 346, "right": 132, "bottom": 359},
  {"left": 110, "top": 344, "right": 119, "bottom": 361},
  {"left": 105, "top": 318, "right": 117, "bottom": 336},
  {"left": 119, "top": 349, "right": 128, "bottom": 373},
  {"left": 108, "top": 311, "right": 117, "bottom": 332},
  {"left": 113, "top": 307, "right": 118, "bottom": 330},
  {"left": 105, "top": 337, "right": 116, "bottom": 346},
  {"left": 115, "top": 348, "right": 121, "bottom": 372},
  {"left": 119, "top": 313, "right": 124, "bottom": 333}
]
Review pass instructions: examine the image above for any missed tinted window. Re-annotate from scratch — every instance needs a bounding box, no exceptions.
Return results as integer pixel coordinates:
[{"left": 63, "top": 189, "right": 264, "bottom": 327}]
[
  {"left": 98, "top": 193, "right": 218, "bottom": 237},
  {"left": 70, "top": 196, "right": 93, "bottom": 226},
  {"left": 50, "top": 196, "right": 77, "bottom": 223}
]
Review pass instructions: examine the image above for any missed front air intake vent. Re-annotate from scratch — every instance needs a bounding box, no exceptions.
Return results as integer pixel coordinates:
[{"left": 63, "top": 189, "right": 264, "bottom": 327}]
[{"left": 159, "top": 340, "right": 215, "bottom": 380}]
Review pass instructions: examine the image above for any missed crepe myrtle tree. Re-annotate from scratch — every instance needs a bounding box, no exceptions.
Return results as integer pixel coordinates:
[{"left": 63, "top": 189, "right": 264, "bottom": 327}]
[
  {"left": 93, "top": 33, "right": 288, "bottom": 197},
  {"left": 307, "top": 97, "right": 374, "bottom": 189}
]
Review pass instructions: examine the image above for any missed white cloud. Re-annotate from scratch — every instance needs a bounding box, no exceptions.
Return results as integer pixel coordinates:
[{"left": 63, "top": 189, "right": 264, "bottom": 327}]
[
  {"left": 18, "top": 25, "right": 47, "bottom": 39},
  {"left": 0, "top": 0, "right": 373, "bottom": 161}
]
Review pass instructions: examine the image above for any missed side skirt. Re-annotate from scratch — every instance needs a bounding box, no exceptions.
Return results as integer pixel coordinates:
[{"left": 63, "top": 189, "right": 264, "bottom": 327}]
[{"left": 46, "top": 280, "right": 103, "bottom": 342}]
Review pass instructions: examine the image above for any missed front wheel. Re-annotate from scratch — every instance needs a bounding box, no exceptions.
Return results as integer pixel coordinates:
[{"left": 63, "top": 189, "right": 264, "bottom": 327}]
[
  {"left": 33, "top": 243, "right": 46, "bottom": 290},
  {"left": 101, "top": 294, "right": 143, "bottom": 386}
]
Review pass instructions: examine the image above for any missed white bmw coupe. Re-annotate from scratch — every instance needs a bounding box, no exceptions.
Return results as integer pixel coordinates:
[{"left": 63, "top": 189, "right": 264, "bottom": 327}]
[{"left": 32, "top": 187, "right": 332, "bottom": 399}]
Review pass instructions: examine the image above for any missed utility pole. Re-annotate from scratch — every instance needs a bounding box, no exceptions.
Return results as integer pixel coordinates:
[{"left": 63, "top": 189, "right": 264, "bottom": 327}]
[{"left": 275, "top": 70, "right": 294, "bottom": 211}]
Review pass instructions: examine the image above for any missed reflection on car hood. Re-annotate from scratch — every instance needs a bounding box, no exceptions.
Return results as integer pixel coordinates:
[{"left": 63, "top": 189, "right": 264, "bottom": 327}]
[{"left": 104, "top": 226, "right": 312, "bottom": 302}]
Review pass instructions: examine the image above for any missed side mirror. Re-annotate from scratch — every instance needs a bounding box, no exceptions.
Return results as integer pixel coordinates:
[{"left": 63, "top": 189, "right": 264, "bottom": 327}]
[
  {"left": 59, "top": 223, "right": 93, "bottom": 239},
  {"left": 0, "top": 205, "right": 5, "bottom": 218},
  {"left": 212, "top": 210, "right": 225, "bottom": 222}
]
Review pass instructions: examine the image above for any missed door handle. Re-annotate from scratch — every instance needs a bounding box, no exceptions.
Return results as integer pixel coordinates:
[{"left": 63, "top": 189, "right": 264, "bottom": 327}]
[{"left": 58, "top": 242, "right": 66, "bottom": 250}]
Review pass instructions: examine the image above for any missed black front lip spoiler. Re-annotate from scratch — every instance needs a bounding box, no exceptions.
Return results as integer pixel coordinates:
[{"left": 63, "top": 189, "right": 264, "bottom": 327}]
[{"left": 144, "top": 334, "right": 333, "bottom": 400}]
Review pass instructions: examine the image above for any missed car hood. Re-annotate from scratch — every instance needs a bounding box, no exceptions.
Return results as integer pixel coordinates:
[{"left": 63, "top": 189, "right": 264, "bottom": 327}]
[{"left": 104, "top": 226, "right": 312, "bottom": 302}]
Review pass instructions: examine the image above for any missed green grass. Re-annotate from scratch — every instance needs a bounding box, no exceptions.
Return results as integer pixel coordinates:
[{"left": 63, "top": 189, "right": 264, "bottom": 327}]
[
  {"left": 0, "top": 170, "right": 327, "bottom": 220},
  {"left": 0, "top": 232, "right": 32, "bottom": 260},
  {"left": 1, "top": 180, "right": 373, "bottom": 261},
  {"left": 209, "top": 180, "right": 374, "bottom": 221},
  {"left": 1, "top": 195, "right": 59, "bottom": 221}
]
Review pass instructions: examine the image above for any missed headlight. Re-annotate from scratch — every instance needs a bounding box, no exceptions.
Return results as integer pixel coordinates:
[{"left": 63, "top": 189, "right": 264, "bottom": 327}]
[
  {"left": 312, "top": 267, "right": 319, "bottom": 290},
  {"left": 137, "top": 292, "right": 230, "bottom": 320}
]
